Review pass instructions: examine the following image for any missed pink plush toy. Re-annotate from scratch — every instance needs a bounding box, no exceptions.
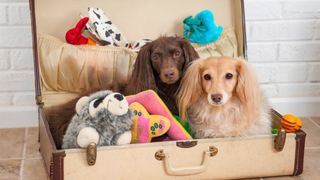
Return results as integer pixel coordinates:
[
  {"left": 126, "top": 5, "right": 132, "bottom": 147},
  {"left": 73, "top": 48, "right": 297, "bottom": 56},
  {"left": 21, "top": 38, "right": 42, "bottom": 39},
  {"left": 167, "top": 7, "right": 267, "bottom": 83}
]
[
  {"left": 129, "top": 102, "right": 171, "bottom": 143},
  {"left": 126, "top": 90, "right": 192, "bottom": 141}
]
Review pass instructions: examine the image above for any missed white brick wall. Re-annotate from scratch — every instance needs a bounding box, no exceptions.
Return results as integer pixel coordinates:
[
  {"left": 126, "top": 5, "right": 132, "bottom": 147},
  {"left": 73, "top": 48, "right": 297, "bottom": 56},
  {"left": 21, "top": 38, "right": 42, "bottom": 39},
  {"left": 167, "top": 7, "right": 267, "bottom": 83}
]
[
  {"left": 246, "top": 0, "right": 320, "bottom": 116},
  {"left": 0, "top": 0, "right": 36, "bottom": 128},
  {"left": 0, "top": 0, "right": 319, "bottom": 128}
]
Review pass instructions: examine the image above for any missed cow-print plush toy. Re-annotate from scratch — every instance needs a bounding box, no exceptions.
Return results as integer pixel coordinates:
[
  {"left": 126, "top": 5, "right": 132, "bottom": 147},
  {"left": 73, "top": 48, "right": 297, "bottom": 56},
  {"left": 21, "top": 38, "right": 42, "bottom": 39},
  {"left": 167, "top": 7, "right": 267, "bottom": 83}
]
[
  {"left": 82, "top": 7, "right": 152, "bottom": 51},
  {"left": 86, "top": 7, "right": 128, "bottom": 47},
  {"left": 130, "top": 38, "right": 152, "bottom": 52}
]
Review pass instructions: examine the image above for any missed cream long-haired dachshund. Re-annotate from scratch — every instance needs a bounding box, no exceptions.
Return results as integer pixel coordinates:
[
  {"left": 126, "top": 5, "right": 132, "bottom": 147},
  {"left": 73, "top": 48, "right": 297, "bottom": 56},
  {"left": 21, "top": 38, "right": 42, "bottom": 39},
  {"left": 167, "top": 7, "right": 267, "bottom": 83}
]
[{"left": 177, "top": 56, "right": 271, "bottom": 138}]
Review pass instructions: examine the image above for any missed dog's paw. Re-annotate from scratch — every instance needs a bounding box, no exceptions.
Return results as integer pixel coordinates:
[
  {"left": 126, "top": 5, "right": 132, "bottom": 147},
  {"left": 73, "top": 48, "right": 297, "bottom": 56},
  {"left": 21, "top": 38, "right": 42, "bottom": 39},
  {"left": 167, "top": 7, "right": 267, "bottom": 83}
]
[{"left": 195, "top": 129, "right": 217, "bottom": 139}]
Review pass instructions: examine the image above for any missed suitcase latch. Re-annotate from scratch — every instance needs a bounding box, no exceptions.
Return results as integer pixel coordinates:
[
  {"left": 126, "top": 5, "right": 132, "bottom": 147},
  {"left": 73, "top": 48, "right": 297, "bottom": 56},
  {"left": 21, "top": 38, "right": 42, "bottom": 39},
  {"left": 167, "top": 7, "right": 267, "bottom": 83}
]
[
  {"left": 87, "top": 143, "right": 97, "bottom": 166},
  {"left": 274, "top": 129, "right": 286, "bottom": 152}
]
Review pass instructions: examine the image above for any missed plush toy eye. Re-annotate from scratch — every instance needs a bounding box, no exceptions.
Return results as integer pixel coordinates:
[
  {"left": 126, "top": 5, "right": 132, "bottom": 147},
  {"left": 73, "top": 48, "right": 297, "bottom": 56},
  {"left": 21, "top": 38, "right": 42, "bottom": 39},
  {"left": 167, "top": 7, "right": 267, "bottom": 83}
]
[
  {"left": 204, "top": 74, "right": 211, "bottom": 81},
  {"left": 93, "top": 97, "right": 105, "bottom": 108},
  {"left": 225, "top": 73, "right": 233, "bottom": 80}
]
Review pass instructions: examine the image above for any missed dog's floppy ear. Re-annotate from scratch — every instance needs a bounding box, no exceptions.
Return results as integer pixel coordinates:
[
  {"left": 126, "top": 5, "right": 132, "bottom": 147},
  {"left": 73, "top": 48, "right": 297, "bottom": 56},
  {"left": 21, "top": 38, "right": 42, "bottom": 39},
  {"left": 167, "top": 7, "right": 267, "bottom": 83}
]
[
  {"left": 125, "top": 43, "right": 156, "bottom": 95},
  {"left": 177, "top": 60, "right": 202, "bottom": 121},
  {"left": 236, "top": 60, "right": 261, "bottom": 113},
  {"left": 177, "top": 37, "right": 200, "bottom": 71}
]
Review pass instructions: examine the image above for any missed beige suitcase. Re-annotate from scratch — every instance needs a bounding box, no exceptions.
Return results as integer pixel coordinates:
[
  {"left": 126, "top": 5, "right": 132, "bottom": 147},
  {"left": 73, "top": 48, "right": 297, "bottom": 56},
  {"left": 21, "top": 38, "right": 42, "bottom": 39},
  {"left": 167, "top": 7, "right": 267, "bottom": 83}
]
[{"left": 29, "top": 0, "right": 306, "bottom": 179}]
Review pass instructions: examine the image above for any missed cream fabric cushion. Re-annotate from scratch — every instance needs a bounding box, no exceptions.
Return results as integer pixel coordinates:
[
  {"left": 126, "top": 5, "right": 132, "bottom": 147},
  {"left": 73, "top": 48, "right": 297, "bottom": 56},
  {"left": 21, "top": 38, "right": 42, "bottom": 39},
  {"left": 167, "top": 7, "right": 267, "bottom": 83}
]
[{"left": 37, "top": 27, "right": 237, "bottom": 104}]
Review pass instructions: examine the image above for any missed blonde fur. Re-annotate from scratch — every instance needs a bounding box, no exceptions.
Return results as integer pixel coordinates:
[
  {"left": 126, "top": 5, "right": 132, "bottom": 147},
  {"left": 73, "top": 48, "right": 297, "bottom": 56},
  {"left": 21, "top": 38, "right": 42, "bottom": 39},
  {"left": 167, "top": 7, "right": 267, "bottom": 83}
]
[{"left": 177, "top": 57, "right": 271, "bottom": 138}]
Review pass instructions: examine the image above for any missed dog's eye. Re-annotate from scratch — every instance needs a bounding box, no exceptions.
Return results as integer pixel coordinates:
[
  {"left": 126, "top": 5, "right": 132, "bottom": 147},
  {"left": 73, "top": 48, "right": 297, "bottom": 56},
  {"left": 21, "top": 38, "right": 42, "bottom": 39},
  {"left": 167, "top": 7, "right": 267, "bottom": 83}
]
[
  {"left": 225, "top": 73, "right": 233, "bottom": 79},
  {"left": 173, "top": 51, "right": 181, "bottom": 58},
  {"left": 204, "top": 74, "right": 211, "bottom": 80}
]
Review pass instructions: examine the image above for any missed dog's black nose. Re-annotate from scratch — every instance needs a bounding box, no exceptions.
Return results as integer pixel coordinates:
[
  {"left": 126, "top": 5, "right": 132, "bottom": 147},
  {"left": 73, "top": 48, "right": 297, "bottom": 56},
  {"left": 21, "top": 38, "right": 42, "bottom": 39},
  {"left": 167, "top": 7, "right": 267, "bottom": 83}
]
[
  {"left": 164, "top": 70, "right": 175, "bottom": 78},
  {"left": 114, "top": 94, "right": 124, "bottom": 101},
  {"left": 211, "top": 94, "right": 223, "bottom": 103}
]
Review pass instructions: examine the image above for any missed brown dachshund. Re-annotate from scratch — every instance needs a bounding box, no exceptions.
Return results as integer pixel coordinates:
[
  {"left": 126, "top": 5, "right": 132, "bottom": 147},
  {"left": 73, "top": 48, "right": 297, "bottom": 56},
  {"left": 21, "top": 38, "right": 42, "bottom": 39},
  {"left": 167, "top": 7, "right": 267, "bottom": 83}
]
[{"left": 126, "top": 36, "right": 199, "bottom": 115}]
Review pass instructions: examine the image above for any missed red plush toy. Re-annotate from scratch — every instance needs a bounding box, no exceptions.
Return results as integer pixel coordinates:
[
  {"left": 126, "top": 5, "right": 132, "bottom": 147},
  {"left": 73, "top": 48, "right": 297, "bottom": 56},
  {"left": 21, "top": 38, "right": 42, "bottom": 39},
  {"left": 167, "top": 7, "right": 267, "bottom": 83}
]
[{"left": 65, "top": 17, "right": 96, "bottom": 45}]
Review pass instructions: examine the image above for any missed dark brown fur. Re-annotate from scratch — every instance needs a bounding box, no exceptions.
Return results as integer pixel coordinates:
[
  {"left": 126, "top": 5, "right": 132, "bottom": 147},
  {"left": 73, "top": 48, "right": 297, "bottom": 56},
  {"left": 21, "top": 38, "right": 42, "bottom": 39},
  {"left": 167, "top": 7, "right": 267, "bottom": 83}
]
[{"left": 125, "top": 36, "right": 199, "bottom": 115}]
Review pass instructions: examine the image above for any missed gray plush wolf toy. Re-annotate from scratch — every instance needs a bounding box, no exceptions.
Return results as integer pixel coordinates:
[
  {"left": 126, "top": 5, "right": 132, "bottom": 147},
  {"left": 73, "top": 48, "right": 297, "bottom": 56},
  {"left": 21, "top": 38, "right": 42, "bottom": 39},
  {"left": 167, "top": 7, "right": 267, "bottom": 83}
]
[{"left": 62, "top": 90, "right": 133, "bottom": 149}]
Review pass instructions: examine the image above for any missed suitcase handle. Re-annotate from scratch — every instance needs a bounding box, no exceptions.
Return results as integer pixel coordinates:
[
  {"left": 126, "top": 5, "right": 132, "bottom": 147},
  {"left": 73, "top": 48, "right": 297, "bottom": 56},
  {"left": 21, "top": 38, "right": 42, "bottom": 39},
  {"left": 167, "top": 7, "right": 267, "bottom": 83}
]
[{"left": 155, "top": 146, "right": 218, "bottom": 176}]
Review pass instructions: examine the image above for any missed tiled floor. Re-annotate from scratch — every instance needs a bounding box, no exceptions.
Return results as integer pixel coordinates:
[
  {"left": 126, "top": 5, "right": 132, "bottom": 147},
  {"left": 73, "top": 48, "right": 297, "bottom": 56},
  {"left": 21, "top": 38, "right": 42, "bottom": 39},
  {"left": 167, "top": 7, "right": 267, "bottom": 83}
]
[{"left": 0, "top": 118, "right": 319, "bottom": 180}]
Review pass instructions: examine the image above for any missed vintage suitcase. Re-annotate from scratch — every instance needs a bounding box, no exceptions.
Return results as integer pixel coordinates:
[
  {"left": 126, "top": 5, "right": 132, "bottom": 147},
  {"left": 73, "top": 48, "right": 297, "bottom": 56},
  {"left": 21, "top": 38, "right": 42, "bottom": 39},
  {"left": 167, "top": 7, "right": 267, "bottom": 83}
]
[{"left": 29, "top": 0, "right": 306, "bottom": 179}]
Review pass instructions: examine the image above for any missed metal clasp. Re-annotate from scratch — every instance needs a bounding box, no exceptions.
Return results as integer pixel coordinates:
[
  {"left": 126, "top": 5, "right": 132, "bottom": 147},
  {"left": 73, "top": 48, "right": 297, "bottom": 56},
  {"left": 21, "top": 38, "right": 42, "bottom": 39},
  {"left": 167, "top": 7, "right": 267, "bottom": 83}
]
[
  {"left": 274, "top": 129, "right": 286, "bottom": 152},
  {"left": 87, "top": 143, "right": 97, "bottom": 166}
]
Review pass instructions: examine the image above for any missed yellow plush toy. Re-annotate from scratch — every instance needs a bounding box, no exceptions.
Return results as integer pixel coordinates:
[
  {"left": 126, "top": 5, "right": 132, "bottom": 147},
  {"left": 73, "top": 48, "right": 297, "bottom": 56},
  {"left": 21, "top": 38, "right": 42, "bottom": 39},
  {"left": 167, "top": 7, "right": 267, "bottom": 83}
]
[{"left": 130, "top": 102, "right": 171, "bottom": 143}]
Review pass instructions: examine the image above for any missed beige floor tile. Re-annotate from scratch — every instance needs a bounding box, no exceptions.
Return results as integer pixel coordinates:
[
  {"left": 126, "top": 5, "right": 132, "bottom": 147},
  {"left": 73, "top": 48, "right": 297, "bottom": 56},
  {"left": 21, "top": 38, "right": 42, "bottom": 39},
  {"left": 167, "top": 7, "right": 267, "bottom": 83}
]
[
  {"left": 0, "top": 128, "right": 25, "bottom": 159},
  {"left": 301, "top": 149, "right": 320, "bottom": 179},
  {"left": 26, "top": 127, "right": 41, "bottom": 159},
  {"left": 310, "top": 117, "right": 320, "bottom": 127},
  {"left": 300, "top": 118, "right": 320, "bottom": 148},
  {"left": 0, "top": 159, "right": 21, "bottom": 180},
  {"left": 23, "top": 159, "right": 48, "bottom": 180}
]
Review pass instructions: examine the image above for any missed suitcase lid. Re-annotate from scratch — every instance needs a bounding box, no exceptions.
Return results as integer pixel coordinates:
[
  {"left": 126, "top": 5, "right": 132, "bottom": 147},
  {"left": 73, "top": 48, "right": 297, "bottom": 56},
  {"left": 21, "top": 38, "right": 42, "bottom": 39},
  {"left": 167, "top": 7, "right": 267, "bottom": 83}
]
[{"left": 29, "top": 0, "right": 247, "bottom": 106}]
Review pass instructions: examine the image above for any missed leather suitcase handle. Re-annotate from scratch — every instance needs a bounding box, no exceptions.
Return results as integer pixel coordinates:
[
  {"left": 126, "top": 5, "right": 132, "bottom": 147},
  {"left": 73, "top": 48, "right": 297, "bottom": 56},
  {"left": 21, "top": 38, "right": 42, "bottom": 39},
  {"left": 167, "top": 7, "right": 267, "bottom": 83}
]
[{"left": 155, "top": 146, "right": 218, "bottom": 176}]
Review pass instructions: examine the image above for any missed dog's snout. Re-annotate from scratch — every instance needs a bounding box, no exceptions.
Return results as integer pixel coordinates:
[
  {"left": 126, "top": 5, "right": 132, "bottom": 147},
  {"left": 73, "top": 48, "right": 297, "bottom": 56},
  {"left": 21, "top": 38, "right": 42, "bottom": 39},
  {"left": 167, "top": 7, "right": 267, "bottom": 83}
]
[
  {"left": 164, "top": 69, "right": 175, "bottom": 78},
  {"left": 211, "top": 94, "right": 223, "bottom": 103},
  {"left": 114, "top": 94, "right": 124, "bottom": 101}
]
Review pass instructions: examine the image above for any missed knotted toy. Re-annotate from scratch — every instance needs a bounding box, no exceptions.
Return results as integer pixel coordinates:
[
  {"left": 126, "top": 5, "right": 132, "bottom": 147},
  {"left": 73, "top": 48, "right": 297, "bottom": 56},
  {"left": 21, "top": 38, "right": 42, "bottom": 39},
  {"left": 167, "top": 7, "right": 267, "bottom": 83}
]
[
  {"left": 126, "top": 90, "right": 192, "bottom": 141},
  {"left": 183, "top": 10, "right": 223, "bottom": 45},
  {"left": 65, "top": 17, "right": 96, "bottom": 45},
  {"left": 130, "top": 102, "right": 170, "bottom": 143}
]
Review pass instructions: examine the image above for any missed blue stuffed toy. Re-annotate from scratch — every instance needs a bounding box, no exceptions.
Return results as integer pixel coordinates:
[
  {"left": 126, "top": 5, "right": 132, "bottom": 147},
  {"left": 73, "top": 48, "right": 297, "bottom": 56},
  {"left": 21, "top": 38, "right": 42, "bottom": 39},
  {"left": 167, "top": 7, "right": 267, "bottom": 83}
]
[{"left": 183, "top": 10, "right": 223, "bottom": 45}]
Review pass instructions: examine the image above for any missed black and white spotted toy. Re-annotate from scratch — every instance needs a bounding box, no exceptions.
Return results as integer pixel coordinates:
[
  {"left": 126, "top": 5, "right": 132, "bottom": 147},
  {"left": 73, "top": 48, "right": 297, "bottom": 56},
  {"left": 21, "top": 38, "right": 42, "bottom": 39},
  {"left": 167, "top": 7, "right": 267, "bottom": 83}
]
[
  {"left": 84, "top": 7, "right": 152, "bottom": 51},
  {"left": 86, "top": 7, "right": 128, "bottom": 47}
]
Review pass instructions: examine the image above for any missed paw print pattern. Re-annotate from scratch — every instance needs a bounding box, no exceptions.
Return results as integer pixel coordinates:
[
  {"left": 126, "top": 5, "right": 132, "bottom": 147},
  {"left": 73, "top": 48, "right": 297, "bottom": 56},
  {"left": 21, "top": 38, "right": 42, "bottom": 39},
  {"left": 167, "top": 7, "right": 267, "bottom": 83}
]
[{"left": 129, "top": 102, "right": 171, "bottom": 143}]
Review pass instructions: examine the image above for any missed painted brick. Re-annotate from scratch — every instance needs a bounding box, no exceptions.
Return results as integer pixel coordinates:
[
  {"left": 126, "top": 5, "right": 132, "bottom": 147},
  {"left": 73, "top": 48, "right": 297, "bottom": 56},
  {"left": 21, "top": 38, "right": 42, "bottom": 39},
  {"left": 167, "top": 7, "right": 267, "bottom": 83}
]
[
  {"left": 314, "top": 21, "right": 320, "bottom": 40},
  {"left": 0, "top": 50, "right": 10, "bottom": 70},
  {"left": 261, "top": 84, "right": 278, "bottom": 98},
  {"left": 0, "top": 93, "right": 12, "bottom": 106},
  {"left": 0, "top": 5, "right": 7, "bottom": 25},
  {"left": 8, "top": 3, "right": 31, "bottom": 25},
  {"left": 283, "top": 1, "right": 320, "bottom": 19},
  {"left": 273, "top": 63, "right": 308, "bottom": 83},
  {"left": 0, "top": 71, "right": 35, "bottom": 91},
  {"left": 0, "top": 27, "right": 32, "bottom": 48},
  {"left": 279, "top": 42, "right": 320, "bottom": 61},
  {"left": 247, "top": 43, "right": 278, "bottom": 62},
  {"left": 10, "top": 49, "right": 34, "bottom": 70},
  {"left": 248, "top": 20, "right": 315, "bottom": 41},
  {"left": 251, "top": 64, "right": 274, "bottom": 83},
  {"left": 309, "top": 63, "right": 320, "bottom": 82},
  {"left": 12, "top": 92, "right": 35, "bottom": 106},
  {"left": 278, "top": 83, "right": 320, "bottom": 97},
  {"left": 245, "top": 0, "right": 282, "bottom": 20}
]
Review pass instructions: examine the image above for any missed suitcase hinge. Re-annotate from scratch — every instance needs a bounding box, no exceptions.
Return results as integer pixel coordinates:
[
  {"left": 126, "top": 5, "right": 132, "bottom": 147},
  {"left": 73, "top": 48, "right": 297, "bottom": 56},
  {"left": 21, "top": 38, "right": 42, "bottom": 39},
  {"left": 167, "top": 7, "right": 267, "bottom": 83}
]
[{"left": 36, "top": 95, "right": 44, "bottom": 107}]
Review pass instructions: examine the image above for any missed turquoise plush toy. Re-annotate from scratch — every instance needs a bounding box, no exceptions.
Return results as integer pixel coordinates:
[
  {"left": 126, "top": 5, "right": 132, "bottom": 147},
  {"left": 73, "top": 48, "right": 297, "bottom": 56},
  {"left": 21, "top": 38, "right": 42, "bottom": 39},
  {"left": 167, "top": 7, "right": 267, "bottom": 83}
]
[{"left": 183, "top": 10, "right": 223, "bottom": 45}]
